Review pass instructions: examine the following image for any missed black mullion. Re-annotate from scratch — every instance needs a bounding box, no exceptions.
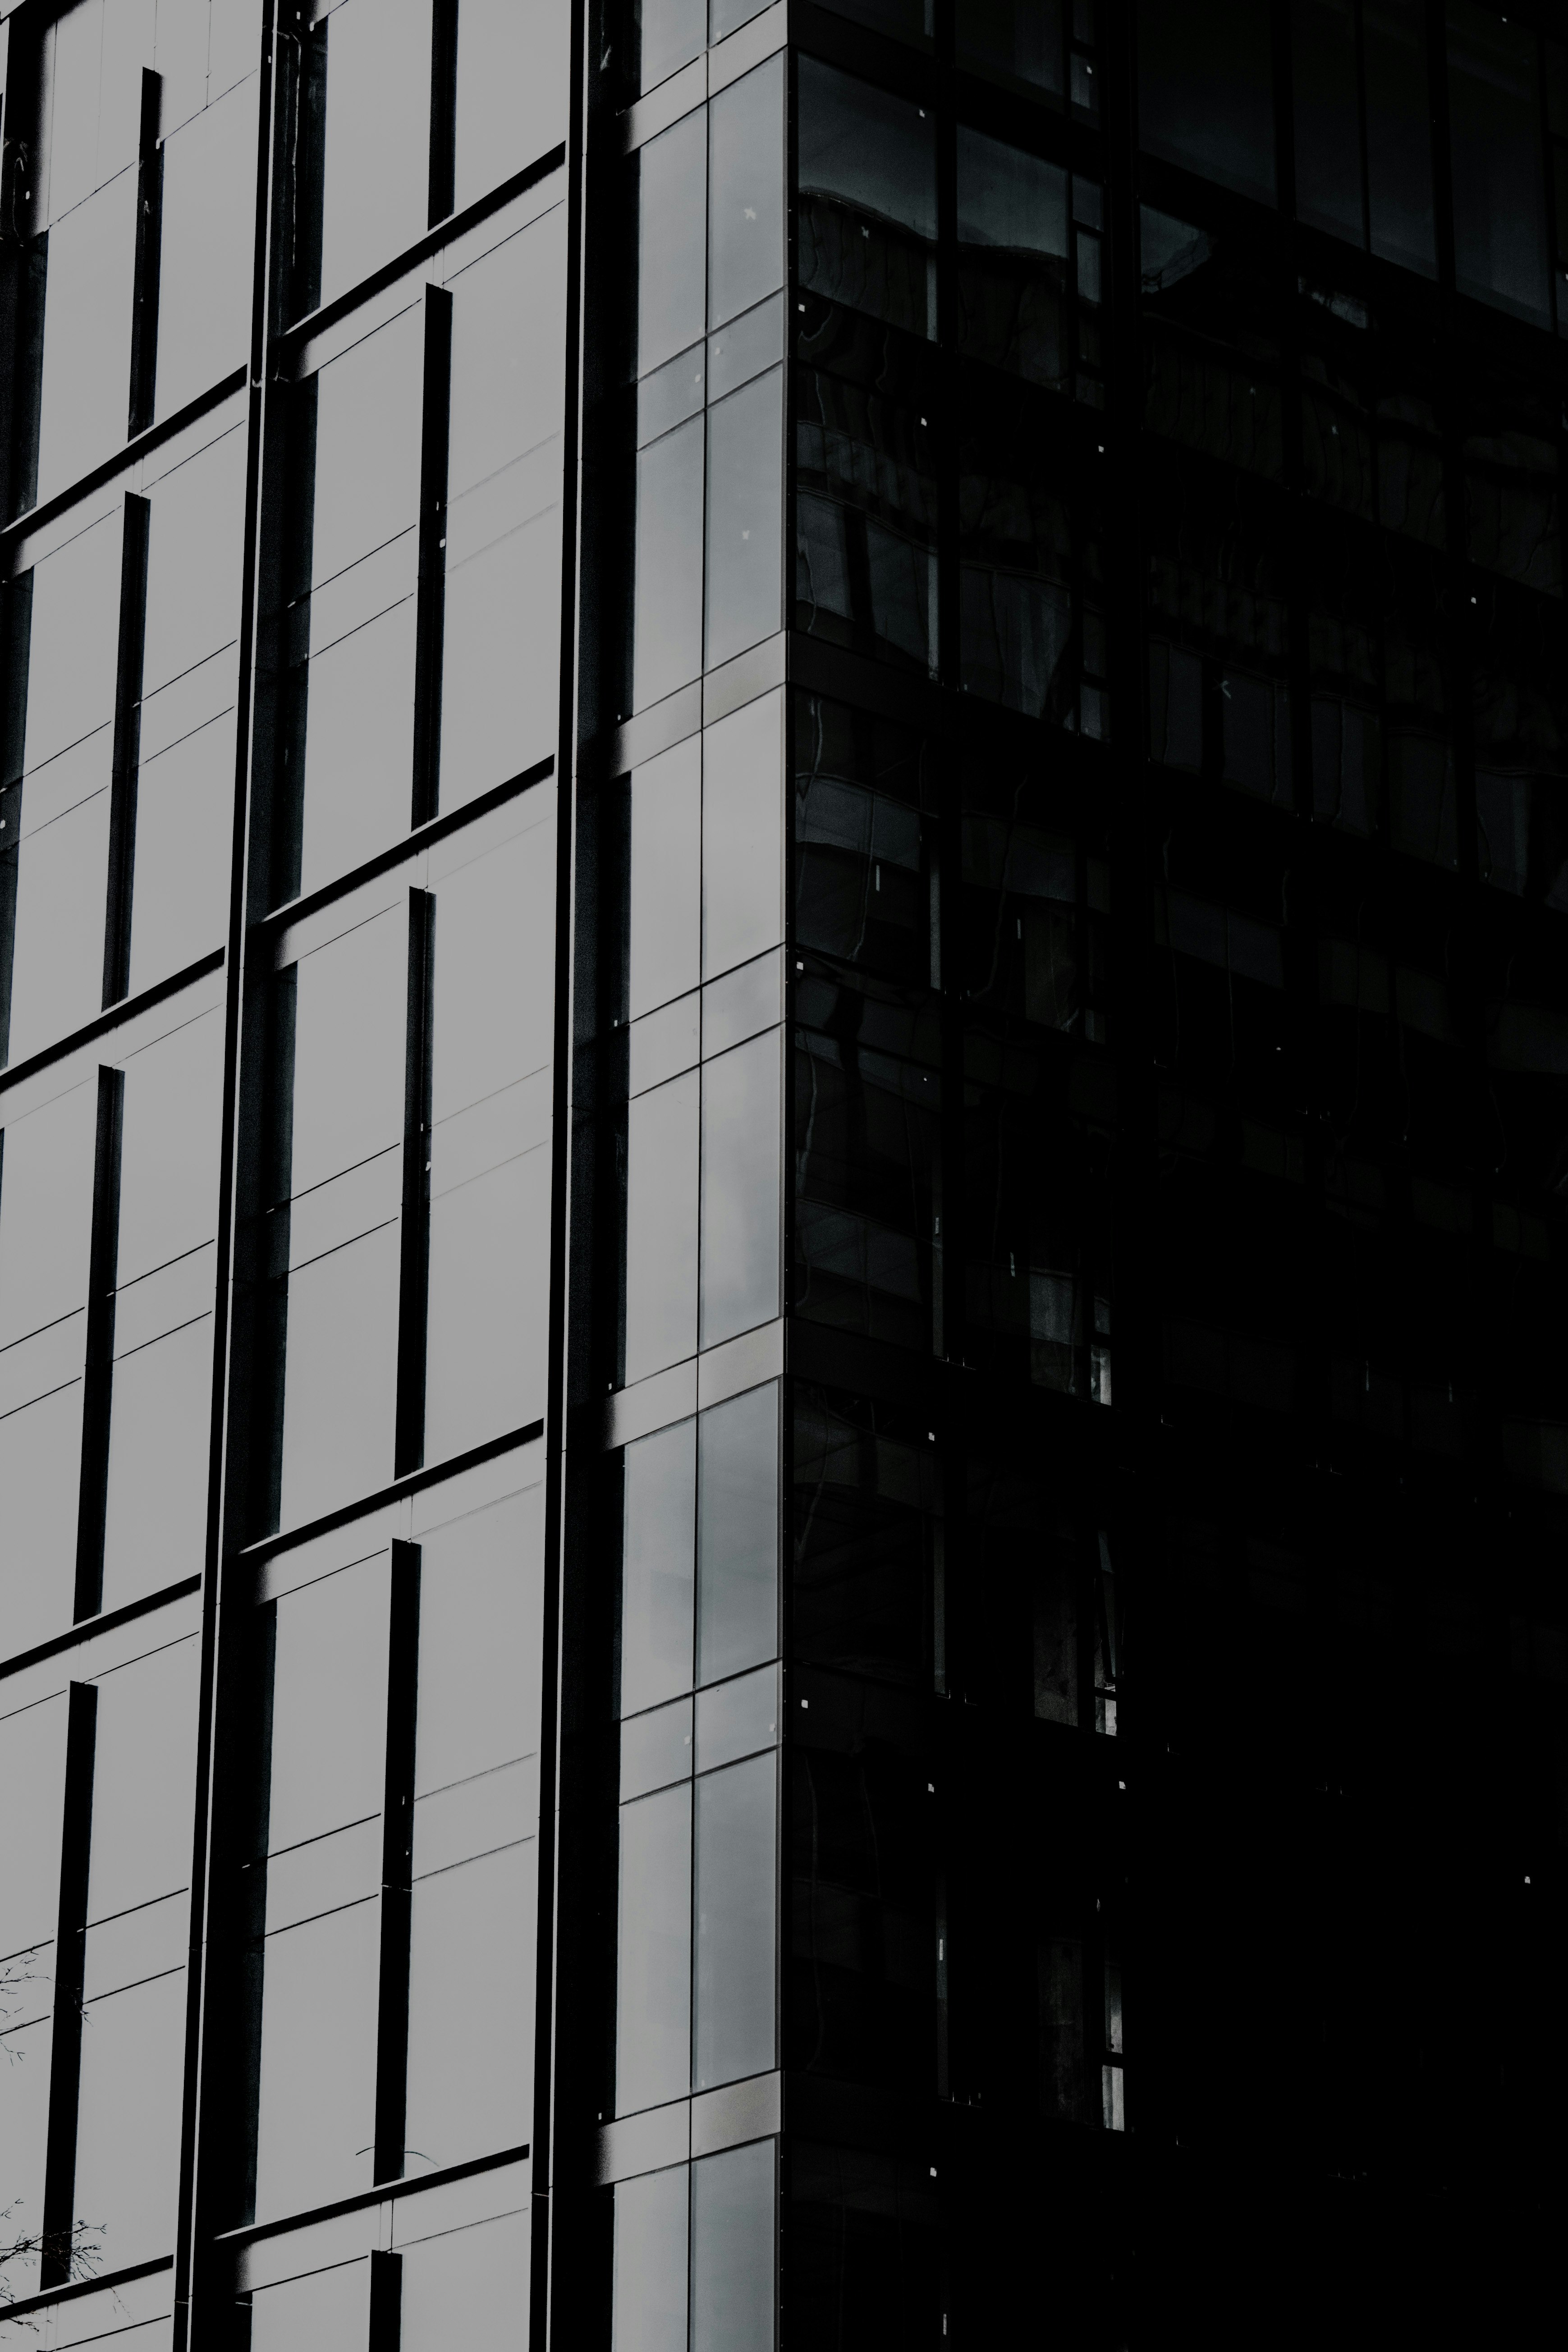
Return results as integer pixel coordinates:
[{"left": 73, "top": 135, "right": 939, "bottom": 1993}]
[
  {"left": 429, "top": 0, "right": 459, "bottom": 230},
  {"left": 411, "top": 289, "right": 453, "bottom": 831},
  {"left": 373, "top": 1541, "right": 422, "bottom": 2187},
  {"left": 0, "top": 569, "right": 32, "bottom": 1067},
  {"left": 103, "top": 495, "right": 151, "bottom": 1009},
  {"left": 73, "top": 1068, "right": 125, "bottom": 1625},
  {"left": 285, "top": 16, "right": 328, "bottom": 326},
  {"left": 40, "top": 1681, "right": 98, "bottom": 2289},
  {"left": 394, "top": 891, "right": 436, "bottom": 1478},
  {"left": 128, "top": 71, "right": 164, "bottom": 438}
]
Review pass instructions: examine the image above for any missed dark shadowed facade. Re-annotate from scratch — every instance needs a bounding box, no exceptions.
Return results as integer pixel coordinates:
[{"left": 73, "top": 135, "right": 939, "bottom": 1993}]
[{"left": 1, "top": 2, "right": 1566, "bottom": 2347}]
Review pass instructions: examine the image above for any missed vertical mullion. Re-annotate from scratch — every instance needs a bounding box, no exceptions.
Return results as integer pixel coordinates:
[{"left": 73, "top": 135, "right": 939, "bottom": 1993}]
[
  {"left": 374, "top": 1540, "right": 422, "bottom": 2187},
  {"left": 128, "top": 70, "right": 164, "bottom": 436},
  {"left": 411, "top": 289, "right": 453, "bottom": 832},
  {"left": 395, "top": 890, "right": 436, "bottom": 1478},
  {"left": 368, "top": 2247, "right": 404, "bottom": 2351},
  {"left": 0, "top": 569, "right": 32, "bottom": 1067},
  {"left": 40, "top": 1682, "right": 98, "bottom": 2289},
  {"left": 103, "top": 495, "right": 151, "bottom": 1009},
  {"left": 429, "top": 0, "right": 459, "bottom": 230},
  {"left": 74, "top": 1068, "right": 125, "bottom": 1625}
]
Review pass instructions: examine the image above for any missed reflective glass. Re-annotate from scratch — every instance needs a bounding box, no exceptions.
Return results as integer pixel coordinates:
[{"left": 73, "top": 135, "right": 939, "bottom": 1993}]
[
  {"left": 628, "top": 738, "right": 702, "bottom": 1020},
  {"left": 705, "top": 367, "right": 782, "bottom": 672},
  {"left": 691, "top": 2141, "right": 775, "bottom": 2352},
  {"left": 73, "top": 1964, "right": 185, "bottom": 2269},
  {"left": 401, "top": 2212, "right": 530, "bottom": 2350},
  {"left": 708, "top": 60, "right": 784, "bottom": 333},
  {"left": 957, "top": 126, "right": 1069, "bottom": 390},
  {"left": 87, "top": 1634, "right": 199, "bottom": 1920},
  {"left": 636, "top": 0, "right": 705, "bottom": 96},
  {"left": 617, "top": 1782, "right": 692, "bottom": 2112},
  {"left": 156, "top": 72, "right": 258, "bottom": 417},
  {"left": 624, "top": 1068, "right": 700, "bottom": 1384},
  {"left": 623, "top": 1418, "right": 697, "bottom": 1715},
  {"left": 267, "top": 1551, "right": 390, "bottom": 1855},
  {"left": 797, "top": 57, "right": 937, "bottom": 338},
  {"left": 697, "top": 1384, "right": 778, "bottom": 1685},
  {"left": 638, "top": 111, "right": 707, "bottom": 377},
  {"left": 440, "top": 213, "right": 566, "bottom": 811},
  {"left": 701, "top": 692, "right": 782, "bottom": 981},
  {"left": 34, "top": 172, "right": 139, "bottom": 501},
  {"left": 1447, "top": 0, "right": 1550, "bottom": 322},
  {"left": 1292, "top": 0, "right": 1361, "bottom": 243},
  {"left": 958, "top": 0, "right": 1065, "bottom": 95},
  {"left": 699, "top": 1027, "right": 781, "bottom": 1349},
  {"left": 250, "top": 2260, "right": 370, "bottom": 2352},
  {"left": 453, "top": 0, "right": 568, "bottom": 212},
  {"left": 635, "top": 414, "right": 706, "bottom": 710},
  {"left": 1365, "top": 0, "right": 1435, "bottom": 272},
  {"left": 253, "top": 1892, "right": 381, "bottom": 2218},
  {"left": 0, "top": 1690, "right": 69, "bottom": 1952},
  {"left": 693, "top": 1752, "right": 775, "bottom": 2086},
  {"left": 1136, "top": 0, "right": 1276, "bottom": 204},
  {"left": 317, "top": 0, "right": 432, "bottom": 307},
  {"left": 406, "top": 1838, "right": 535, "bottom": 2169},
  {"left": 613, "top": 2165, "right": 688, "bottom": 2352}
]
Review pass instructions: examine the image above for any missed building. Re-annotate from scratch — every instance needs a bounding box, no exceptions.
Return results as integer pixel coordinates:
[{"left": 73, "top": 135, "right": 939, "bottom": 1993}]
[{"left": 0, "top": 1, "right": 1564, "bottom": 2345}]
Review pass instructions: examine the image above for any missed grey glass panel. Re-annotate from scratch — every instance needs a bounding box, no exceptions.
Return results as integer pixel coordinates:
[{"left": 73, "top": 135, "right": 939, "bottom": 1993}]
[
  {"left": 956, "top": 125, "right": 1068, "bottom": 388},
  {"left": 623, "top": 1418, "right": 697, "bottom": 1714},
  {"left": 407, "top": 1839, "right": 535, "bottom": 2171},
  {"left": 211, "top": 0, "right": 259, "bottom": 97},
  {"left": 0, "top": 2011, "right": 53, "bottom": 2300},
  {"left": 617, "top": 1782, "right": 692, "bottom": 2113},
  {"left": 624, "top": 1068, "right": 700, "bottom": 1384},
  {"left": 73, "top": 1965, "right": 184, "bottom": 2270},
  {"left": 87, "top": 1635, "right": 199, "bottom": 1921},
  {"left": 635, "top": 414, "right": 706, "bottom": 711},
  {"left": 690, "top": 2140, "right": 775, "bottom": 2352},
  {"left": 701, "top": 692, "right": 782, "bottom": 981},
  {"left": 0, "top": 1077, "right": 96, "bottom": 1344},
  {"left": 156, "top": 73, "right": 258, "bottom": 417},
  {"left": 637, "top": 0, "right": 705, "bottom": 96},
  {"left": 415, "top": 1485, "right": 545, "bottom": 1794},
  {"left": 253, "top": 1895, "right": 381, "bottom": 2218},
  {"left": 425, "top": 809, "right": 556, "bottom": 1458},
  {"left": 401, "top": 2212, "right": 529, "bottom": 2349},
  {"left": 1364, "top": 0, "right": 1435, "bottom": 274},
  {"left": 1447, "top": 0, "right": 1550, "bottom": 322},
  {"left": 38, "top": 0, "right": 150, "bottom": 223},
  {"left": 34, "top": 170, "right": 138, "bottom": 501},
  {"left": 454, "top": 0, "right": 568, "bottom": 212},
  {"left": 614, "top": 2165, "right": 689, "bottom": 2352},
  {"left": 132, "top": 429, "right": 246, "bottom": 990},
  {"left": 1293, "top": 0, "right": 1361, "bottom": 242},
  {"left": 440, "top": 213, "right": 566, "bottom": 810},
  {"left": 639, "top": 110, "right": 707, "bottom": 376},
  {"left": 958, "top": 127, "right": 1068, "bottom": 260},
  {"left": 20, "top": 510, "right": 123, "bottom": 775},
  {"left": 155, "top": 1, "right": 229, "bottom": 138},
  {"left": 317, "top": 0, "right": 432, "bottom": 306},
  {"left": 708, "top": 58, "right": 784, "bottom": 332},
  {"left": 0, "top": 1690, "right": 68, "bottom": 1957},
  {"left": 695, "top": 1662, "right": 778, "bottom": 1772},
  {"left": 628, "top": 738, "right": 702, "bottom": 1019},
  {"left": 1136, "top": 0, "right": 1275, "bottom": 203},
  {"left": 102, "top": 1305, "right": 211, "bottom": 1605},
  {"left": 708, "top": 293, "right": 785, "bottom": 403},
  {"left": 697, "top": 1383, "right": 778, "bottom": 1685},
  {"left": 797, "top": 57, "right": 936, "bottom": 336},
  {"left": 267, "top": 1551, "right": 390, "bottom": 1856},
  {"left": 711, "top": 0, "right": 774, "bottom": 36},
  {"left": 0, "top": 1382, "right": 85, "bottom": 1657},
  {"left": 692, "top": 1752, "right": 775, "bottom": 2087},
  {"left": 250, "top": 2260, "right": 370, "bottom": 2352},
  {"left": 705, "top": 367, "right": 782, "bottom": 672},
  {"left": 699, "top": 1028, "right": 781, "bottom": 1350},
  {"left": 301, "top": 306, "right": 424, "bottom": 891},
  {"left": 280, "top": 1219, "right": 400, "bottom": 1524},
  {"left": 622, "top": 1696, "right": 695, "bottom": 1799}
]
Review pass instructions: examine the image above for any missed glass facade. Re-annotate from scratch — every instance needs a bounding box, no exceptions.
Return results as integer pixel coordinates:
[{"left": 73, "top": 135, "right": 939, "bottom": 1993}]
[{"left": 3, "top": 3, "right": 1566, "bottom": 2347}]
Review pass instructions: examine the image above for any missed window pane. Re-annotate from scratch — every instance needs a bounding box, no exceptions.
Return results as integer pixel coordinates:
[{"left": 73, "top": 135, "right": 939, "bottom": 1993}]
[
  {"left": 453, "top": 0, "right": 568, "bottom": 212},
  {"left": 701, "top": 692, "right": 782, "bottom": 981},
  {"left": 628, "top": 738, "right": 702, "bottom": 1020},
  {"left": 1292, "top": 0, "right": 1361, "bottom": 242},
  {"left": 639, "top": 111, "right": 707, "bottom": 376},
  {"left": 73, "top": 1966, "right": 185, "bottom": 2270},
  {"left": 957, "top": 127, "right": 1069, "bottom": 390},
  {"left": 958, "top": 0, "right": 1065, "bottom": 96},
  {"left": 699, "top": 1028, "right": 782, "bottom": 1350},
  {"left": 156, "top": 73, "right": 259, "bottom": 417},
  {"left": 705, "top": 367, "right": 782, "bottom": 672},
  {"left": 708, "top": 60, "right": 784, "bottom": 332},
  {"left": 614, "top": 2165, "right": 689, "bottom": 2352},
  {"left": 624, "top": 1068, "right": 700, "bottom": 1384},
  {"left": 1364, "top": 0, "right": 1435, "bottom": 273},
  {"left": 401, "top": 2212, "right": 531, "bottom": 2350},
  {"left": 635, "top": 415, "right": 706, "bottom": 711},
  {"left": 623, "top": 1418, "right": 697, "bottom": 1715},
  {"left": 798, "top": 59, "right": 937, "bottom": 337},
  {"left": 1137, "top": 0, "right": 1276, "bottom": 203},
  {"left": 1447, "top": 0, "right": 1550, "bottom": 322},
  {"left": 406, "top": 1839, "right": 536, "bottom": 2170},
  {"left": 267, "top": 1551, "right": 390, "bottom": 1856},
  {"left": 617, "top": 1782, "right": 692, "bottom": 2112},
  {"left": 691, "top": 2140, "right": 775, "bottom": 2352},
  {"left": 87, "top": 1634, "right": 199, "bottom": 1921},
  {"left": 34, "top": 172, "right": 139, "bottom": 501},
  {"left": 693, "top": 1752, "right": 775, "bottom": 2088},
  {"left": 440, "top": 213, "right": 566, "bottom": 810},
  {"left": 254, "top": 1894, "right": 381, "bottom": 2219},
  {"left": 697, "top": 1384, "right": 779, "bottom": 1687},
  {"left": 250, "top": 2261, "right": 370, "bottom": 2352},
  {"left": 317, "top": 0, "right": 432, "bottom": 307}
]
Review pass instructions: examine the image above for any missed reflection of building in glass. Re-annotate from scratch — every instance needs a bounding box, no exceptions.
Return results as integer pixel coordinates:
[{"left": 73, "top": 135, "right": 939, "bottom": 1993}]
[{"left": 1, "top": 2, "right": 1564, "bottom": 2343}]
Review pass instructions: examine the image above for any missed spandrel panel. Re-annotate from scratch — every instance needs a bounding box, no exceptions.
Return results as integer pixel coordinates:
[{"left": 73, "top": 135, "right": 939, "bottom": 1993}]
[
  {"left": 692, "top": 1751, "right": 775, "bottom": 2088},
  {"left": 453, "top": 0, "right": 568, "bottom": 212},
  {"left": 697, "top": 1384, "right": 778, "bottom": 1685},
  {"left": 628, "top": 738, "right": 702, "bottom": 1020},
  {"left": 708, "top": 59, "right": 784, "bottom": 332},
  {"left": 416, "top": 1485, "right": 545, "bottom": 1795},
  {"left": 316, "top": 0, "right": 433, "bottom": 307},
  {"left": 156, "top": 73, "right": 259, "bottom": 417},
  {"left": 33, "top": 170, "right": 139, "bottom": 503},
  {"left": 406, "top": 1838, "right": 536, "bottom": 2170},
  {"left": 613, "top": 2165, "right": 689, "bottom": 2352},
  {"left": 638, "top": 111, "right": 707, "bottom": 377},
  {"left": 705, "top": 367, "right": 783, "bottom": 672},
  {"left": 634, "top": 415, "right": 706, "bottom": 711},
  {"left": 624, "top": 1068, "right": 700, "bottom": 1384},
  {"left": 617, "top": 1781, "right": 692, "bottom": 2114},
  {"left": 797, "top": 57, "right": 937, "bottom": 338},
  {"left": 73, "top": 1965, "right": 185, "bottom": 2272},
  {"left": 440, "top": 214, "right": 566, "bottom": 812},
  {"left": 622, "top": 1419, "right": 697, "bottom": 1716},
  {"left": 253, "top": 1894, "right": 381, "bottom": 2220},
  {"left": 701, "top": 691, "right": 783, "bottom": 981},
  {"left": 691, "top": 2141, "right": 775, "bottom": 2352},
  {"left": 87, "top": 1636, "right": 199, "bottom": 1920},
  {"left": 266, "top": 1550, "right": 390, "bottom": 1856},
  {"left": 699, "top": 1027, "right": 781, "bottom": 1351},
  {"left": 298, "top": 306, "right": 424, "bottom": 894}
]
